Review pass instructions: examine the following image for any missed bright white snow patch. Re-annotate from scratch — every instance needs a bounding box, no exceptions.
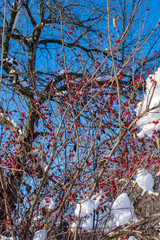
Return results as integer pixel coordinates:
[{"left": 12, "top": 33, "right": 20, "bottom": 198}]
[
  {"left": 9, "top": 69, "right": 16, "bottom": 77},
  {"left": 92, "top": 191, "right": 106, "bottom": 208},
  {"left": 135, "top": 68, "right": 160, "bottom": 138},
  {"left": 73, "top": 192, "right": 107, "bottom": 231},
  {"left": 136, "top": 169, "right": 154, "bottom": 191},
  {"left": 148, "top": 190, "right": 159, "bottom": 196},
  {"left": 71, "top": 222, "right": 77, "bottom": 232},
  {"left": 0, "top": 236, "right": 19, "bottom": 240},
  {"left": 135, "top": 169, "right": 158, "bottom": 196},
  {"left": 33, "top": 229, "right": 47, "bottom": 240},
  {"left": 44, "top": 165, "right": 52, "bottom": 176},
  {"left": 82, "top": 217, "right": 93, "bottom": 230},
  {"left": 8, "top": 117, "right": 19, "bottom": 129},
  {"left": 128, "top": 236, "right": 138, "bottom": 240},
  {"left": 33, "top": 213, "right": 42, "bottom": 221},
  {"left": 3, "top": 57, "right": 14, "bottom": 65},
  {"left": 41, "top": 198, "right": 55, "bottom": 210},
  {"left": 96, "top": 75, "right": 110, "bottom": 82},
  {"left": 75, "top": 199, "right": 95, "bottom": 218},
  {"left": 75, "top": 192, "right": 106, "bottom": 218},
  {"left": 111, "top": 193, "right": 136, "bottom": 226}
]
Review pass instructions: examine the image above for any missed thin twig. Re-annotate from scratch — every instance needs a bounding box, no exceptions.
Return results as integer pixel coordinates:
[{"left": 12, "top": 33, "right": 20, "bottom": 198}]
[{"left": 0, "top": 0, "right": 7, "bottom": 89}]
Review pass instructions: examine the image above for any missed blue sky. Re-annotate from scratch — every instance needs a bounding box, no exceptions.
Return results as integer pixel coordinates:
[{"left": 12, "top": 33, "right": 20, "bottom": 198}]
[{"left": 147, "top": 0, "right": 160, "bottom": 26}]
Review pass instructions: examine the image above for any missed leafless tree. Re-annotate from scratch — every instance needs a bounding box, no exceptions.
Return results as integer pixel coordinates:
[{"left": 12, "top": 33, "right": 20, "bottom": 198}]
[{"left": 0, "top": 0, "right": 160, "bottom": 239}]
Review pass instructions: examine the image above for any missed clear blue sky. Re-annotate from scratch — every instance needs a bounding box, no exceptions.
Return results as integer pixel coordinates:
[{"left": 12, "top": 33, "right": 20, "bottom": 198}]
[{"left": 147, "top": 0, "right": 160, "bottom": 26}]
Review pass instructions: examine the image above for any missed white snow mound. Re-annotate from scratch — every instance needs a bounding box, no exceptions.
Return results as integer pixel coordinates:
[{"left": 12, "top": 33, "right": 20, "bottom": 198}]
[
  {"left": 128, "top": 236, "right": 138, "bottom": 240},
  {"left": 135, "top": 68, "right": 160, "bottom": 138},
  {"left": 136, "top": 169, "right": 154, "bottom": 192},
  {"left": 111, "top": 193, "right": 136, "bottom": 226},
  {"left": 33, "top": 229, "right": 47, "bottom": 240}
]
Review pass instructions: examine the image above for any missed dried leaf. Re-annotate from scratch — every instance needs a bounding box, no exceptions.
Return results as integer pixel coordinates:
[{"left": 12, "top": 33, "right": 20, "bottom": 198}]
[
  {"left": 101, "top": 205, "right": 107, "bottom": 213},
  {"left": 133, "top": 132, "right": 137, "bottom": 140},
  {"left": 34, "top": 147, "right": 39, "bottom": 153},
  {"left": 113, "top": 17, "right": 117, "bottom": 28},
  {"left": 155, "top": 137, "right": 160, "bottom": 149}
]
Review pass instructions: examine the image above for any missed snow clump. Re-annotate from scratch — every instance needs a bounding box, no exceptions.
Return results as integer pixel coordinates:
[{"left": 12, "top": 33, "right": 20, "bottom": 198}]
[
  {"left": 111, "top": 193, "right": 137, "bottom": 226},
  {"left": 135, "top": 169, "right": 158, "bottom": 196},
  {"left": 135, "top": 68, "right": 160, "bottom": 138},
  {"left": 136, "top": 169, "right": 154, "bottom": 192},
  {"left": 33, "top": 229, "right": 47, "bottom": 240}
]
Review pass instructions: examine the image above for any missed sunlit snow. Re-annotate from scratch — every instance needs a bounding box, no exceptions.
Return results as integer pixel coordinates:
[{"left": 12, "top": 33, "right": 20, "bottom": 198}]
[
  {"left": 71, "top": 222, "right": 77, "bottom": 232},
  {"left": 82, "top": 217, "right": 93, "bottom": 230},
  {"left": 75, "top": 192, "right": 106, "bottom": 218},
  {"left": 0, "top": 236, "right": 19, "bottom": 240},
  {"left": 136, "top": 169, "right": 154, "bottom": 191},
  {"left": 75, "top": 199, "right": 95, "bottom": 218},
  {"left": 41, "top": 198, "right": 55, "bottom": 210},
  {"left": 111, "top": 193, "right": 137, "bottom": 226},
  {"left": 33, "top": 229, "right": 47, "bottom": 240},
  {"left": 135, "top": 68, "right": 160, "bottom": 138},
  {"left": 135, "top": 169, "right": 159, "bottom": 196},
  {"left": 128, "top": 236, "right": 138, "bottom": 240},
  {"left": 72, "top": 192, "right": 107, "bottom": 231}
]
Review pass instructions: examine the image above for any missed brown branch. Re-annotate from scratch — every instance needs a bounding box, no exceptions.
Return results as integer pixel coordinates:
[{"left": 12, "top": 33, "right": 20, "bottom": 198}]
[
  {"left": 0, "top": 169, "right": 17, "bottom": 240},
  {"left": 3, "top": 0, "right": 21, "bottom": 58},
  {"left": 21, "top": 0, "right": 37, "bottom": 27}
]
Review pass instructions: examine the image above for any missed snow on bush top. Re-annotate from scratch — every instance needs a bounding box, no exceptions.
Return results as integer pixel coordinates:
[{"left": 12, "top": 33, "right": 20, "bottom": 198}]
[
  {"left": 75, "top": 199, "right": 95, "bottom": 217},
  {"left": 0, "top": 236, "right": 19, "bottom": 240},
  {"left": 135, "top": 68, "right": 160, "bottom": 138},
  {"left": 71, "top": 192, "right": 107, "bottom": 231},
  {"left": 128, "top": 236, "right": 138, "bottom": 240},
  {"left": 111, "top": 193, "right": 137, "bottom": 226},
  {"left": 75, "top": 192, "right": 105, "bottom": 218},
  {"left": 33, "top": 229, "right": 47, "bottom": 240},
  {"left": 135, "top": 169, "right": 154, "bottom": 192}
]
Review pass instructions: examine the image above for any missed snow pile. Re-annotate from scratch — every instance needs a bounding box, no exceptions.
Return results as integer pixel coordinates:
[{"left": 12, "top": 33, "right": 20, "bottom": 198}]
[
  {"left": 82, "top": 217, "right": 93, "bottom": 230},
  {"left": 33, "top": 198, "right": 56, "bottom": 221},
  {"left": 0, "top": 236, "right": 19, "bottom": 240},
  {"left": 128, "top": 236, "right": 138, "bottom": 240},
  {"left": 33, "top": 229, "right": 47, "bottom": 240},
  {"left": 136, "top": 169, "right": 154, "bottom": 191},
  {"left": 72, "top": 192, "right": 107, "bottom": 231},
  {"left": 0, "top": 230, "right": 47, "bottom": 240},
  {"left": 0, "top": 231, "right": 57, "bottom": 240},
  {"left": 71, "top": 222, "right": 77, "bottom": 232},
  {"left": 136, "top": 169, "right": 158, "bottom": 196},
  {"left": 71, "top": 215, "right": 94, "bottom": 231},
  {"left": 75, "top": 192, "right": 105, "bottom": 218},
  {"left": 96, "top": 75, "right": 110, "bottom": 82},
  {"left": 111, "top": 193, "right": 137, "bottom": 226},
  {"left": 135, "top": 68, "right": 160, "bottom": 138},
  {"left": 75, "top": 199, "right": 95, "bottom": 217}
]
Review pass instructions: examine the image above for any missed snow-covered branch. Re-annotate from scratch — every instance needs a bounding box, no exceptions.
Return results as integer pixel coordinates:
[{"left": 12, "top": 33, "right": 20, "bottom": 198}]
[{"left": 0, "top": 106, "right": 20, "bottom": 134}]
